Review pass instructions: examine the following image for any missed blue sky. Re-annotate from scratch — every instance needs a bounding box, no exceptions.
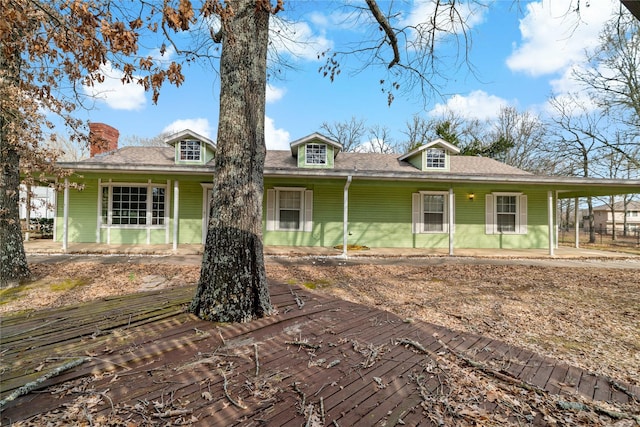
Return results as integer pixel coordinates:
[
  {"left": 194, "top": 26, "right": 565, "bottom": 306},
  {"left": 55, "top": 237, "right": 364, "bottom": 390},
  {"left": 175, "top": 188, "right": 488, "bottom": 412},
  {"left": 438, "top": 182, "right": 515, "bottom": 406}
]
[{"left": 78, "top": 0, "right": 623, "bottom": 151}]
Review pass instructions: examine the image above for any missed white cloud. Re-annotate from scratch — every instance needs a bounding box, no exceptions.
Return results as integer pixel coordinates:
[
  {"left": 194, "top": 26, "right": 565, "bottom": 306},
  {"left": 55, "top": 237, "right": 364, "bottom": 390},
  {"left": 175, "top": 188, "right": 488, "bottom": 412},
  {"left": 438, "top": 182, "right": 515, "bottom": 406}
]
[
  {"left": 83, "top": 62, "right": 146, "bottom": 111},
  {"left": 161, "top": 117, "right": 289, "bottom": 150},
  {"left": 265, "top": 116, "right": 290, "bottom": 150},
  {"left": 270, "top": 17, "right": 333, "bottom": 61},
  {"left": 266, "top": 85, "right": 286, "bottom": 103},
  {"left": 506, "top": 0, "right": 617, "bottom": 76},
  {"left": 162, "top": 118, "right": 212, "bottom": 139},
  {"left": 429, "top": 90, "right": 510, "bottom": 120}
]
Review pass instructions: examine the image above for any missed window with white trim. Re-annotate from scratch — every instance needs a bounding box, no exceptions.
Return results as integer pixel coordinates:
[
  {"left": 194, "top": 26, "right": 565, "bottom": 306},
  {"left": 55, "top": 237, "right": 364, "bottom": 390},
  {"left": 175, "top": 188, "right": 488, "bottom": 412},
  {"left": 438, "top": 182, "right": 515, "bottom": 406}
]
[
  {"left": 626, "top": 210, "right": 639, "bottom": 217},
  {"left": 179, "top": 140, "right": 201, "bottom": 161},
  {"left": 100, "top": 184, "right": 167, "bottom": 227},
  {"left": 485, "top": 192, "right": 527, "bottom": 234},
  {"left": 412, "top": 191, "right": 450, "bottom": 233},
  {"left": 278, "top": 190, "right": 302, "bottom": 230},
  {"left": 305, "top": 143, "right": 327, "bottom": 165},
  {"left": 266, "top": 187, "right": 313, "bottom": 232},
  {"left": 425, "top": 148, "right": 446, "bottom": 169}
]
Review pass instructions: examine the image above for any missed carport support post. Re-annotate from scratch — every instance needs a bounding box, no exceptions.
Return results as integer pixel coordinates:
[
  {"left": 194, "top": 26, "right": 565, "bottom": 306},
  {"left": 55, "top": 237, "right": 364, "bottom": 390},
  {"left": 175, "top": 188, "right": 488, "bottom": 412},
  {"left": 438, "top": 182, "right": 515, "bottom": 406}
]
[
  {"left": 574, "top": 197, "right": 580, "bottom": 248},
  {"left": 341, "top": 175, "right": 352, "bottom": 259},
  {"left": 548, "top": 191, "right": 554, "bottom": 256},
  {"left": 62, "top": 178, "right": 69, "bottom": 252}
]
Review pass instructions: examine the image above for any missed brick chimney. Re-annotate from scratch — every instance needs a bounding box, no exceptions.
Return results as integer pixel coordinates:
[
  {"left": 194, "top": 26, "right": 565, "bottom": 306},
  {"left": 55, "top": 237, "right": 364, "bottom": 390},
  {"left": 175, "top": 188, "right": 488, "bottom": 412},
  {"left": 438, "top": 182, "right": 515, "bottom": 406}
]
[{"left": 89, "top": 122, "right": 119, "bottom": 157}]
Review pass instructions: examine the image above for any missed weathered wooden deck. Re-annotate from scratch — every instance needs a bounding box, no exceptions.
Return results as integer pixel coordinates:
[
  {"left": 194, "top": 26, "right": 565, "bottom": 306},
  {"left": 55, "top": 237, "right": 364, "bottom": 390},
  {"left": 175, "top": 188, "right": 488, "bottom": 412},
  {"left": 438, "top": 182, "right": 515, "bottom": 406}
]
[{"left": 1, "top": 282, "right": 638, "bottom": 425}]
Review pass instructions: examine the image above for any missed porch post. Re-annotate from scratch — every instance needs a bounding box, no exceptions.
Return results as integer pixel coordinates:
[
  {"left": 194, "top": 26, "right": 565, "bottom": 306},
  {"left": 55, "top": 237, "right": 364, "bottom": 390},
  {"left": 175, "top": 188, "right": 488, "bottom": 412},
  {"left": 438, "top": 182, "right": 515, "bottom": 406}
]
[
  {"left": 96, "top": 179, "right": 101, "bottom": 243},
  {"left": 173, "top": 181, "right": 179, "bottom": 252},
  {"left": 555, "top": 190, "right": 559, "bottom": 249},
  {"left": 342, "top": 175, "right": 352, "bottom": 259},
  {"left": 448, "top": 188, "right": 454, "bottom": 256},
  {"left": 62, "top": 178, "right": 69, "bottom": 252},
  {"left": 548, "top": 191, "right": 554, "bottom": 256},
  {"left": 574, "top": 197, "right": 580, "bottom": 248}
]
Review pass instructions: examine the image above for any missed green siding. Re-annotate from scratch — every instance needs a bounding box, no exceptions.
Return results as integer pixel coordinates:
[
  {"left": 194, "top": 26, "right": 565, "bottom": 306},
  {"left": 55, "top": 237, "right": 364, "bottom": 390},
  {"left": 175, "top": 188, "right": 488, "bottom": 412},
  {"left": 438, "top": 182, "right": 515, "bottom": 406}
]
[
  {"left": 263, "top": 179, "right": 551, "bottom": 249},
  {"left": 57, "top": 170, "right": 552, "bottom": 250},
  {"left": 55, "top": 173, "right": 213, "bottom": 245}
]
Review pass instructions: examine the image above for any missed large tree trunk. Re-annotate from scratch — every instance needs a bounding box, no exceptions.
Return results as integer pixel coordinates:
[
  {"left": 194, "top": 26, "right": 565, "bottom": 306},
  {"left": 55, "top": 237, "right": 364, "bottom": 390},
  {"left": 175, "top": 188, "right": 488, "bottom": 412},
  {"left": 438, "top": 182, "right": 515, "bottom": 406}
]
[
  {"left": 0, "top": 130, "right": 31, "bottom": 288},
  {"left": 0, "top": 30, "right": 31, "bottom": 288},
  {"left": 190, "top": 0, "right": 273, "bottom": 322}
]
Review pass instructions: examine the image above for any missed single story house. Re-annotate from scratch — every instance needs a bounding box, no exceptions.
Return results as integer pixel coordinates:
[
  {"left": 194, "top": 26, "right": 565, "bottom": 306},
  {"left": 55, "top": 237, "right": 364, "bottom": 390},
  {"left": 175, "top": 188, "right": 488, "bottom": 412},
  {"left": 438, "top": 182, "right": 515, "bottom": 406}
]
[
  {"left": 49, "top": 123, "right": 640, "bottom": 256},
  {"left": 583, "top": 200, "right": 640, "bottom": 233}
]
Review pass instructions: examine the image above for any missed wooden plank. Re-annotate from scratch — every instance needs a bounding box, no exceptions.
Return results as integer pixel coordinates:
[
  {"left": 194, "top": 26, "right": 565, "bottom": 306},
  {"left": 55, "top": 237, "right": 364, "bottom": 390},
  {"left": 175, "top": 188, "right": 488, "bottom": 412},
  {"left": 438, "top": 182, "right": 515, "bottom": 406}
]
[
  {"left": 545, "top": 363, "right": 570, "bottom": 396},
  {"left": 577, "top": 371, "right": 598, "bottom": 400},
  {"left": 593, "top": 375, "right": 612, "bottom": 402}
]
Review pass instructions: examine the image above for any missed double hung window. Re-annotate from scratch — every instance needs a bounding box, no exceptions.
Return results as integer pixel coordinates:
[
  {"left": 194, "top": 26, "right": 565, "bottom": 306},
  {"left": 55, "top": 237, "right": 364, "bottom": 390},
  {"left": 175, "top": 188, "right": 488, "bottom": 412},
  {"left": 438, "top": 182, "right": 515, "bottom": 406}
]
[
  {"left": 485, "top": 193, "right": 527, "bottom": 235},
  {"left": 101, "top": 184, "right": 166, "bottom": 227},
  {"left": 412, "top": 191, "right": 450, "bottom": 233},
  {"left": 266, "top": 187, "right": 313, "bottom": 232}
]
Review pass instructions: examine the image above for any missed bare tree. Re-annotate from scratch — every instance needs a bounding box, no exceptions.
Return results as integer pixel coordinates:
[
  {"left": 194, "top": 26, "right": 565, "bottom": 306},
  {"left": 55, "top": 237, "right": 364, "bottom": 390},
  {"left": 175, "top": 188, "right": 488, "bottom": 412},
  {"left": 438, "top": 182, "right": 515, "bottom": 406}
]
[
  {"left": 546, "top": 94, "right": 610, "bottom": 243},
  {"left": 573, "top": 7, "right": 640, "bottom": 165},
  {"left": 358, "top": 124, "right": 396, "bottom": 153},
  {"left": 319, "top": 117, "right": 367, "bottom": 152},
  {"left": 401, "top": 114, "right": 435, "bottom": 153}
]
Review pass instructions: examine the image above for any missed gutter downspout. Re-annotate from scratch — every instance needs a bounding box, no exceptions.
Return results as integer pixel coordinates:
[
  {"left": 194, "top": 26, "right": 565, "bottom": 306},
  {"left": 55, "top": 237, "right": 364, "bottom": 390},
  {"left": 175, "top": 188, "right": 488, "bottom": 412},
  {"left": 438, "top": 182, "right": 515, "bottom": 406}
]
[{"left": 341, "top": 175, "right": 352, "bottom": 259}]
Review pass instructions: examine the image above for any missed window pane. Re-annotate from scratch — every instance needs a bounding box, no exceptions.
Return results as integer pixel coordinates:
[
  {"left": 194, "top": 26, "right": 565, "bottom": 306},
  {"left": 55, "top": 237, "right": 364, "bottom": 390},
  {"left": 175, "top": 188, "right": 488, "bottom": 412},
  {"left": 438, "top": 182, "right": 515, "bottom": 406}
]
[
  {"left": 496, "top": 196, "right": 517, "bottom": 213},
  {"left": 422, "top": 194, "right": 445, "bottom": 232},
  {"left": 424, "top": 213, "right": 444, "bottom": 231},
  {"left": 426, "top": 148, "right": 446, "bottom": 168},
  {"left": 306, "top": 144, "right": 327, "bottom": 164},
  {"left": 497, "top": 214, "right": 516, "bottom": 232},
  {"left": 279, "top": 210, "right": 300, "bottom": 229},
  {"left": 180, "top": 140, "right": 201, "bottom": 161},
  {"left": 278, "top": 190, "right": 302, "bottom": 230},
  {"left": 101, "top": 187, "right": 109, "bottom": 223},
  {"left": 152, "top": 187, "right": 165, "bottom": 225},
  {"left": 110, "top": 186, "right": 147, "bottom": 225},
  {"left": 496, "top": 196, "right": 517, "bottom": 232}
]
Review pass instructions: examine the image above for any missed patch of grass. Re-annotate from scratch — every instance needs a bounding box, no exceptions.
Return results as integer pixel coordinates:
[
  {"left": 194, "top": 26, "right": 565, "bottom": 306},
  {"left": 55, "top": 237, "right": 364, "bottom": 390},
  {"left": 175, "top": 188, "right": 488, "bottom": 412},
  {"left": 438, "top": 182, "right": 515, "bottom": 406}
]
[
  {"left": 0, "top": 284, "right": 28, "bottom": 305},
  {"left": 302, "top": 279, "right": 333, "bottom": 290},
  {"left": 50, "top": 278, "right": 88, "bottom": 292},
  {"left": 333, "top": 244, "right": 370, "bottom": 251}
]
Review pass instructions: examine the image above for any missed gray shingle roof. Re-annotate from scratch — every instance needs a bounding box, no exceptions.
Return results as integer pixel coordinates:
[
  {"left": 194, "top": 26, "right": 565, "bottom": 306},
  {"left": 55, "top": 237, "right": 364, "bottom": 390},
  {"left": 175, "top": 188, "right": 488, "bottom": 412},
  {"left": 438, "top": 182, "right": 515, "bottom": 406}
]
[{"left": 77, "top": 146, "right": 531, "bottom": 177}]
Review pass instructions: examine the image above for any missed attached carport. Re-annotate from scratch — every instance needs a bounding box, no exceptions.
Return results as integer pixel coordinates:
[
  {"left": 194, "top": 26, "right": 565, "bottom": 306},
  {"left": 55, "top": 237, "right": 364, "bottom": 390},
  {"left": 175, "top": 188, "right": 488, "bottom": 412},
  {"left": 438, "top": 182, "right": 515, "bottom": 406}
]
[{"left": 552, "top": 178, "right": 640, "bottom": 256}]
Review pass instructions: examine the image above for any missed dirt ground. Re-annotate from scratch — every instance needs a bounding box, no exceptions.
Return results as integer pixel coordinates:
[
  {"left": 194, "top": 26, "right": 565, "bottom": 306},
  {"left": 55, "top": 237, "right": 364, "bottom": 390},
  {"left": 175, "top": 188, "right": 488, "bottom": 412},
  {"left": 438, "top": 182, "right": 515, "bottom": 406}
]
[{"left": 1, "top": 258, "right": 638, "bottom": 390}]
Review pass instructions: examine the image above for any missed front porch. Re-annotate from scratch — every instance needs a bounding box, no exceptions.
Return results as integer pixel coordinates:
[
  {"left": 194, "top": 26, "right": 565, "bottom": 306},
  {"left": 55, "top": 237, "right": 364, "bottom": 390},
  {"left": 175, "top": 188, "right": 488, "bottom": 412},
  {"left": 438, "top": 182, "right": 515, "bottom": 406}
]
[{"left": 22, "top": 239, "right": 639, "bottom": 260}]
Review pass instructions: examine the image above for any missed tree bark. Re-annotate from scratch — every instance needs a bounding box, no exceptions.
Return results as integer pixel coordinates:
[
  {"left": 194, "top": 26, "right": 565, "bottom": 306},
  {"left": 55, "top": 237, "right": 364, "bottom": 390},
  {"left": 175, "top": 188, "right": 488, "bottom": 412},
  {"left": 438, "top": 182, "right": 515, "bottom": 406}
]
[
  {"left": 0, "top": 137, "right": 31, "bottom": 288},
  {"left": 0, "top": 27, "right": 31, "bottom": 288},
  {"left": 190, "top": 0, "right": 273, "bottom": 322}
]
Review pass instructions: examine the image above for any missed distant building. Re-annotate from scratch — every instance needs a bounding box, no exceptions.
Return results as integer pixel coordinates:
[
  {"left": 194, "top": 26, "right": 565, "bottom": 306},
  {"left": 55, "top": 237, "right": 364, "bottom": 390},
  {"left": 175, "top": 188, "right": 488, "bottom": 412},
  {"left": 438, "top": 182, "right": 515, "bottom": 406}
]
[
  {"left": 583, "top": 200, "right": 640, "bottom": 233},
  {"left": 19, "top": 185, "right": 55, "bottom": 220}
]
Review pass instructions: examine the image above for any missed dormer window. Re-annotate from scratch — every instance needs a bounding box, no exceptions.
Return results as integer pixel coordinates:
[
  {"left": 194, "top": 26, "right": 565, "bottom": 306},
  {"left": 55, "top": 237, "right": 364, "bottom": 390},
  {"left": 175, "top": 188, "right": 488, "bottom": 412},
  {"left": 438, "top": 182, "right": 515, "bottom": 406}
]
[
  {"left": 305, "top": 143, "right": 327, "bottom": 165},
  {"left": 426, "top": 148, "right": 446, "bottom": 169},
  {"left": 179, "top": 140, "right": 201, "bottom": 161}
]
